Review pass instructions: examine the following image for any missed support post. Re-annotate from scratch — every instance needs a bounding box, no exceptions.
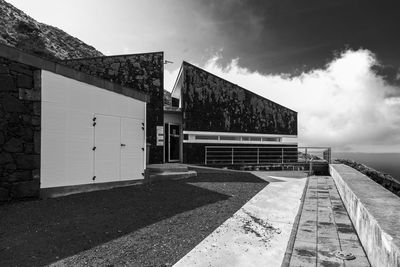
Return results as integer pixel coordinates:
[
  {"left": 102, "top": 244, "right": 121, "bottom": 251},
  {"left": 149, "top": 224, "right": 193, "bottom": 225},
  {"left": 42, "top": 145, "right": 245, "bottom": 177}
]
[
  {"left": 257, "top": 148, "right": 259, "bottom": 164},
  {"left": 205, "top": 147, "right": 207, "bottom": 165}
]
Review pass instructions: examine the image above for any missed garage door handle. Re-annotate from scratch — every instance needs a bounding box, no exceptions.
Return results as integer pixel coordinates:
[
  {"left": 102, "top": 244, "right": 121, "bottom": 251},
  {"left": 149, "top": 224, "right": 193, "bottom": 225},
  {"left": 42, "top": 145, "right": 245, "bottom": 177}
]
[{"left": 121, "top": 144, "right": 126, "bottom": 147}]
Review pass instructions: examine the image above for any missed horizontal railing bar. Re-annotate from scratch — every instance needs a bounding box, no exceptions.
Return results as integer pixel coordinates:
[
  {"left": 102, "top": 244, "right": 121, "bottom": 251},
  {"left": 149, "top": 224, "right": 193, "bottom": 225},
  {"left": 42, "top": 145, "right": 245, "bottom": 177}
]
[{"left": 205, "top": 146, "right": 330, "bottom": 149}]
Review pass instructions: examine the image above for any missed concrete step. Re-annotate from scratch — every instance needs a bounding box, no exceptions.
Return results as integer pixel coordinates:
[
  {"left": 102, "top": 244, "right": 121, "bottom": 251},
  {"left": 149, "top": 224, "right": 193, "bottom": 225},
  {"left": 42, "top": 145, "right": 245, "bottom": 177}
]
[
  {"left": 146, "top": 163, "right": 189, "bottom": 174},
  {"left": 145, "top": 170, "right": 197, "bottom": 183}
]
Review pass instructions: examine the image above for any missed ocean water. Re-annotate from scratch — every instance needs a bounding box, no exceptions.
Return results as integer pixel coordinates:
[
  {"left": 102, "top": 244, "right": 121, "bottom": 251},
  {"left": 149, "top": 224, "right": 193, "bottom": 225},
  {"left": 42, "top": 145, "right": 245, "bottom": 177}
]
[{"left": 333, "top": 152, "right": 400, "bottom": 182}]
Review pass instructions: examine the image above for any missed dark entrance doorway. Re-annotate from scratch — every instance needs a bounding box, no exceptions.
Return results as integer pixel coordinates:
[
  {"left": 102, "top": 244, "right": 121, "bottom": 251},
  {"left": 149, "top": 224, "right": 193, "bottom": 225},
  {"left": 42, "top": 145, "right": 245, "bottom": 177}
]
[{"left": 165, "top": 123, "right": 181, "bottom": 162}]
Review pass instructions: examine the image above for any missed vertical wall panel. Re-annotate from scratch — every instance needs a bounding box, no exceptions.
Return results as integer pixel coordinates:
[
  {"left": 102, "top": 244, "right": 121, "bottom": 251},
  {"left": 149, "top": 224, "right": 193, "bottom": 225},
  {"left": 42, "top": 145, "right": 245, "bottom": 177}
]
[
  {"left": 120, "top": 117, "right": 145, "bottom": 180},
  {"left": 94, "top": 115, "right": 120, "bottom": 183}
]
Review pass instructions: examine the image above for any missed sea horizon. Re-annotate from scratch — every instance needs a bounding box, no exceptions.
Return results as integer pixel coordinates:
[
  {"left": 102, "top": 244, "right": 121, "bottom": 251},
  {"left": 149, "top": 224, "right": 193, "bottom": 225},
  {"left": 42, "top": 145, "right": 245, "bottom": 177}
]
[{"left": 333, "top": 152, "right": 400, "bottom": 182}]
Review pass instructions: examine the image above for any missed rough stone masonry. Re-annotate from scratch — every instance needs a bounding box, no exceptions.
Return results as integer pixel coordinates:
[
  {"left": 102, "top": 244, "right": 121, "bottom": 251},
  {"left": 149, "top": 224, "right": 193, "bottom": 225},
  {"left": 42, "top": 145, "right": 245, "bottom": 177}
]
[{"left": 0, "top": 57, "right": 41, "bottom": 201}]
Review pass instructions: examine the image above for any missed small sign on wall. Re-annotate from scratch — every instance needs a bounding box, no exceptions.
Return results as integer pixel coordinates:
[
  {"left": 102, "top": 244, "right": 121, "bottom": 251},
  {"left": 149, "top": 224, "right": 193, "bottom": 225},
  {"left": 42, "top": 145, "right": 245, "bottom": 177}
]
[{"left": 156, "top": 126, "right": 164, "bottom": 146}]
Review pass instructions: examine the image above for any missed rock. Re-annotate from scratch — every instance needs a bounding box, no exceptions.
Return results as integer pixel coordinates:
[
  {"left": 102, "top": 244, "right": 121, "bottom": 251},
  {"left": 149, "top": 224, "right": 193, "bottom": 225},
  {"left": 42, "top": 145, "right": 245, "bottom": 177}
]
[
  {"left": 0, "top": 131, "right": 4, "bottom": 145},
  {"left": 16, "top": 127, "right": 33, "bottom": 140},
  {"left": 0, "top": 74, "right": 16, "bottom": 92},
  {"left": 10, "top": 180, "right": 39, "bottom": 198},
  {"left": 1, "top": 94, "right": 27, "bottom": 113},
  {"left": 4, "top": 138, "right": 23, "bottom": 153},
  {"left": 33, "top": 102, "right": 40, "bottom": 115},
  {"left": 24, "top": 143, "right": 34, "bottom": 153},
  {"left": 9, "top": 171, "right": 31, "bottom": 181},
  {"left": 19, "top": 88, "right": 40, "bottom": 101},
  {"left": 0, "top": 187, "right": 9, "bottom": 201},
  {"left": 32, "top": 169, "right": 40, "bottom": 180},
  {"left": 31, "top": 116, "right": 40, "bottom": 126},
  {"left": 33, "top": 155, "right": 40, "bottom": 168},
  {"left": 16, "top": 154, "right": 35, "bottom": 169},
  {"left": 0, "top": 152, "right": 13, "bottom": 164},
  {"left": 22, "top": 114, "right": 31, "bottom": 123},
  {"left": 5, "top": 163, "right": 16, "bottom": 170},
  {"left": 17, "top": 74, "right": 33, "bottom": 88},
  {"left": 33, "top": 70, "right": 41, "bottom": 91},
  {"left": 9, "top": 63, "right": 32, "bottom": 76},
  {"left": 152, "top": 79, "right": 161, "bottom": 87},
  {"left": 0, "top": 64, "right": 9, "bottom": 74},
  {"left": 34, "top": 131, "right": 40, "bottom": 154}
]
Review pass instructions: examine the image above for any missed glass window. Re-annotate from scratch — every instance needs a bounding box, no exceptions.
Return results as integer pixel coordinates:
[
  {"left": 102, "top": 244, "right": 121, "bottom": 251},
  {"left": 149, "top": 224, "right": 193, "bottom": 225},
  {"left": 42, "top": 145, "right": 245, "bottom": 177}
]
[
  {"left": 195, "top": 135, "right": 218, "bottom": 140},
  {"left": 220, "top": 136, "right": 239, "bottom": 141}
]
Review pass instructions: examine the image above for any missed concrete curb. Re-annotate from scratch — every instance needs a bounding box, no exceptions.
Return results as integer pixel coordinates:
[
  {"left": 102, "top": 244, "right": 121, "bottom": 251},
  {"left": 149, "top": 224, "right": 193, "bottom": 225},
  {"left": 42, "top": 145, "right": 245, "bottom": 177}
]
[
  {"left": 280, "top": 176, "right": 310, "bottom": 267},
  {"left": 330, "top": 164, "right": 400, "bottom": 267}
]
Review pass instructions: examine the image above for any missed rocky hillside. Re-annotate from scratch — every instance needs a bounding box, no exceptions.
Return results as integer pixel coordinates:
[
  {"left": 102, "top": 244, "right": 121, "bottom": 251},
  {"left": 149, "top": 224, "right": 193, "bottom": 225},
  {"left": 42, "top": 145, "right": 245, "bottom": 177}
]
[{"left": 0, "top": 0, "right": 103, "bottom": 60}]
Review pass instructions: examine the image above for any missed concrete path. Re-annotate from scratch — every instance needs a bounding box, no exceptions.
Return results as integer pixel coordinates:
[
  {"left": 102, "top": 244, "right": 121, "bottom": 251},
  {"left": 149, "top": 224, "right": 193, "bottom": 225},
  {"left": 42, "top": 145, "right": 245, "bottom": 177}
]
[
  {"left": 287, "top": 176, "right": 370, "bottom": 267},
  {"left": 174, "top": 172, "right": 308, "bottom": 267}
]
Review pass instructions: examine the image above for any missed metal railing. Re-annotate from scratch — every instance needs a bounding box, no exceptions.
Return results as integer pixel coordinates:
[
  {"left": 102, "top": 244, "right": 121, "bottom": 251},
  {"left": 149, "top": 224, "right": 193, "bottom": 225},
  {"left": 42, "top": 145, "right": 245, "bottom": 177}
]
[{"left": 204, "top": 146, "right": 331, "bottom": 165}]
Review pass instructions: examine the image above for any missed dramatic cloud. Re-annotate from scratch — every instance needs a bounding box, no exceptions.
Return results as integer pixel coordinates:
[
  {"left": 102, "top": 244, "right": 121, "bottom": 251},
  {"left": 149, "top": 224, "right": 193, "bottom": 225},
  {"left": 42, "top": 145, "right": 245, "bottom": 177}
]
[
  {"left": 172, "top": 49, "right": 400, "bottom": 153},
  {"left": 197, "top": 0, "right": 400, "bottom": 75}
]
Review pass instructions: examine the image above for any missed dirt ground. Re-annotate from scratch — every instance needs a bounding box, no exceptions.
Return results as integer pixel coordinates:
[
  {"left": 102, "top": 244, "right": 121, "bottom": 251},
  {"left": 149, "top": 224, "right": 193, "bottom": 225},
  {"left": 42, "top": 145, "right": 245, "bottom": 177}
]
[{"left": 0, "top": 168, "right": 267, "bottom": 267}]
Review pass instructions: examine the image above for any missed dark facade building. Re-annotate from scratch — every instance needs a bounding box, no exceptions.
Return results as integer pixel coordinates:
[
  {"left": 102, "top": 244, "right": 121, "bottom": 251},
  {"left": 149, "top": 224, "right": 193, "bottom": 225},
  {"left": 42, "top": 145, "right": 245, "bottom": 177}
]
[{"left": 165, "top": 62, "right": 298, "bottom": 164}]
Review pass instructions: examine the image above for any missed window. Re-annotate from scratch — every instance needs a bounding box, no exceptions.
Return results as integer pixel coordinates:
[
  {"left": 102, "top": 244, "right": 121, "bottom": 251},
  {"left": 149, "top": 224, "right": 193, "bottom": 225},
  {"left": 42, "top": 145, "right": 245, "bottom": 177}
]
[
  {"left": 262, "top": 137, "right": 279, "bottom": 142},
  {"left": 195, "top": 135, "right": 218, "bottom": 140},
  {"left": 220, "top": 136, "right": 240, "bottom": 141}
]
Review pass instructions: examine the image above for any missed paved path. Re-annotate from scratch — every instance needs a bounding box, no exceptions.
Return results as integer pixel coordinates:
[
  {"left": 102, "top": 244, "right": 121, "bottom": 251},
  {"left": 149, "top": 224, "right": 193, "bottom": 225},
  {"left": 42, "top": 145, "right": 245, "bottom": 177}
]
[
  {"left": 174, "top": 172, "right": 308, "bottom": 267},
  {"left": 287, "top": 176, "right": 370, "bottom": 267}
]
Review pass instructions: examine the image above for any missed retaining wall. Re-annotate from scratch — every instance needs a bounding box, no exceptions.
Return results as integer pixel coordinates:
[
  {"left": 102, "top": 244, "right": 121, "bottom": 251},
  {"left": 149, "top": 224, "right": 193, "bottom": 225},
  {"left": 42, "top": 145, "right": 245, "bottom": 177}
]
[{"left": 330, "top": 164, "right": 400, "bottom": 267}]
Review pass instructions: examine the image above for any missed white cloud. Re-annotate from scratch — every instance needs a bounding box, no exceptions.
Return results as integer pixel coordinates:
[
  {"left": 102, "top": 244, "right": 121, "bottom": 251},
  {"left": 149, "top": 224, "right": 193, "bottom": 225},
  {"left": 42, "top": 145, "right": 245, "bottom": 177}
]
[
  {"left": 194, "top": 49, "right": 400, "bottom": 153},
  {"left": 164, "top": 67, "right": 180, "bottom": 92}
]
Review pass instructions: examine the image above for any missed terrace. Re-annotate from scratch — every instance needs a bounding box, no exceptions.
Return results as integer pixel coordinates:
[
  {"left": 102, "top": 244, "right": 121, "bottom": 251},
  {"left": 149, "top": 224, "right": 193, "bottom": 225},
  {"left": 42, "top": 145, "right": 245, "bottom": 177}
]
[{"left": 1, "top": 148, "right": 398, "bottom": 266}]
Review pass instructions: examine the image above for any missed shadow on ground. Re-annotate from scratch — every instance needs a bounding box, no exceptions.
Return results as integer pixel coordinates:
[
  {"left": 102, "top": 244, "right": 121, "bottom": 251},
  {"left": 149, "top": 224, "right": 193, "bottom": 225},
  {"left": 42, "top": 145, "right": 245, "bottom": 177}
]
[
  {"left": 0, "top": 181, "right": 230, "bottom": 266},
  {"left": 0, "top": 170, "right": 268, "bottom": 267}
]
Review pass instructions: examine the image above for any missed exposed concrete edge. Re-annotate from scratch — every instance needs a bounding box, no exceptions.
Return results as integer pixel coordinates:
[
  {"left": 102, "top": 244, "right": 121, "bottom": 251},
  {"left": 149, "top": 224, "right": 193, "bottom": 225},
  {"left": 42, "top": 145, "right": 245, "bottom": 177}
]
[
  {"left": 145, "top": 170, "right": 197, "bottom": 183},
  {"left": 0, "top": 43, "right": 148, "bottom": 102},
  {"left": 40, "top": 179, "right": 144, "bottom": 199},
  {"left": 330, "top": 164, "right": 400, "bottom": 267},
  {"left": 281, "top": 176, "right": 310, "bottom": 267}
]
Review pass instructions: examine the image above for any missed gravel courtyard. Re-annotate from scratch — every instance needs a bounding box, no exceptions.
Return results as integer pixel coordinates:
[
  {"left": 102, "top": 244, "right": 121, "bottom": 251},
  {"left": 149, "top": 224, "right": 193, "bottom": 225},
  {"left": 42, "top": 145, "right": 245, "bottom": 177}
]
[{"left": 0, "top": 168, "right": 267, "bottom": 267}]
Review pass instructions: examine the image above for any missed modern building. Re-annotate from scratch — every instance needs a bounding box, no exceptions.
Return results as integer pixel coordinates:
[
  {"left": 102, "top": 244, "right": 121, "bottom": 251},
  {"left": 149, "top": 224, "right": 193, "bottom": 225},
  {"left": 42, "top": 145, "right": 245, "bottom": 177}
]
[
  {"left": 0, "top": 44, "right": 297, "bottom": 200},
  {"left": 165, "top": 62, "right": 298, "bottom": 164}
]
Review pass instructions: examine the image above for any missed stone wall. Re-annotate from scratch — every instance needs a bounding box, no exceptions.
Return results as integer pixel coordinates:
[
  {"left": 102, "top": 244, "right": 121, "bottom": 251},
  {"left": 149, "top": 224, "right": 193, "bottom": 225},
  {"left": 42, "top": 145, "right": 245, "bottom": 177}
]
[
  {"left": 182, "top": 62, "right": 297, "bottom": 135},
  {"left": 0, "top": 57, "right": 41, "bottom": 201},
  {"left": 63, "top": 53, "right": 164, "bottom": 164}
]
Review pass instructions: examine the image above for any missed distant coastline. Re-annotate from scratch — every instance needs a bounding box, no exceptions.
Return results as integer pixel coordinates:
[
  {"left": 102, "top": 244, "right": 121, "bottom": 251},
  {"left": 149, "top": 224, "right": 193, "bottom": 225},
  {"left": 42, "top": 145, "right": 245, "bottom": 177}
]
[{"left": 333, "top": 152, "right": 400, "bottom": 182}]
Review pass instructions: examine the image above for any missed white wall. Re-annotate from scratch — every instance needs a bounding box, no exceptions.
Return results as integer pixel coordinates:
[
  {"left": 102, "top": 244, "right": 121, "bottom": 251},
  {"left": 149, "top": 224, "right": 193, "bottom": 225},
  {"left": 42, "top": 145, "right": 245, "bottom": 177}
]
[{"left": 41, "top": 71, "right": 146, "bottom": 188}]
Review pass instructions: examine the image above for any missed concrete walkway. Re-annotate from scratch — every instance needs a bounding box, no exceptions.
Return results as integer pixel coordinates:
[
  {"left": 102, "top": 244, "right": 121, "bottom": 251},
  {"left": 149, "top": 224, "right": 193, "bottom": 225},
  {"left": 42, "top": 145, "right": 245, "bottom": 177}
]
[
  {"left": 174, "top": 172, "right": 308, "bottom": 267},
  {"left": 287, "top": 176, "right": 370, "bottom": 267}
]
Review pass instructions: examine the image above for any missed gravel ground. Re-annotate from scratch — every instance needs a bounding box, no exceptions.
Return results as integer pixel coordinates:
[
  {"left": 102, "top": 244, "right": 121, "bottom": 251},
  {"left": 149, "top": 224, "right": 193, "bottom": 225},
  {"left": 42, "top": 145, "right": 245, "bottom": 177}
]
[{"left": 0, "top": 168, "right": 267, "bottom": 267}]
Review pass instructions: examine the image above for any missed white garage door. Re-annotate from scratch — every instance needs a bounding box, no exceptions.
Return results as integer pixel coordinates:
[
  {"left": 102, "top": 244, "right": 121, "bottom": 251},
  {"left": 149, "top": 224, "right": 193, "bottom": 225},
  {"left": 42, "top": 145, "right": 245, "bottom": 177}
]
[
  {"left": 94, "top": 115, "right": 145, "bottom": 182},
  {"left": 41, "top": 71, "right": 146, "bottom": 188}
]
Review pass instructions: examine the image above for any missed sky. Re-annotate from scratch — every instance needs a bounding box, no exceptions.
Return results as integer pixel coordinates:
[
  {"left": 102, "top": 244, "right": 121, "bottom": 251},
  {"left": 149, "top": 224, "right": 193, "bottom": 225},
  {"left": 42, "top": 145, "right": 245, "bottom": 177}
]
[{"left": 6, "top": 0, "right": 400, "bottom": 153}]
